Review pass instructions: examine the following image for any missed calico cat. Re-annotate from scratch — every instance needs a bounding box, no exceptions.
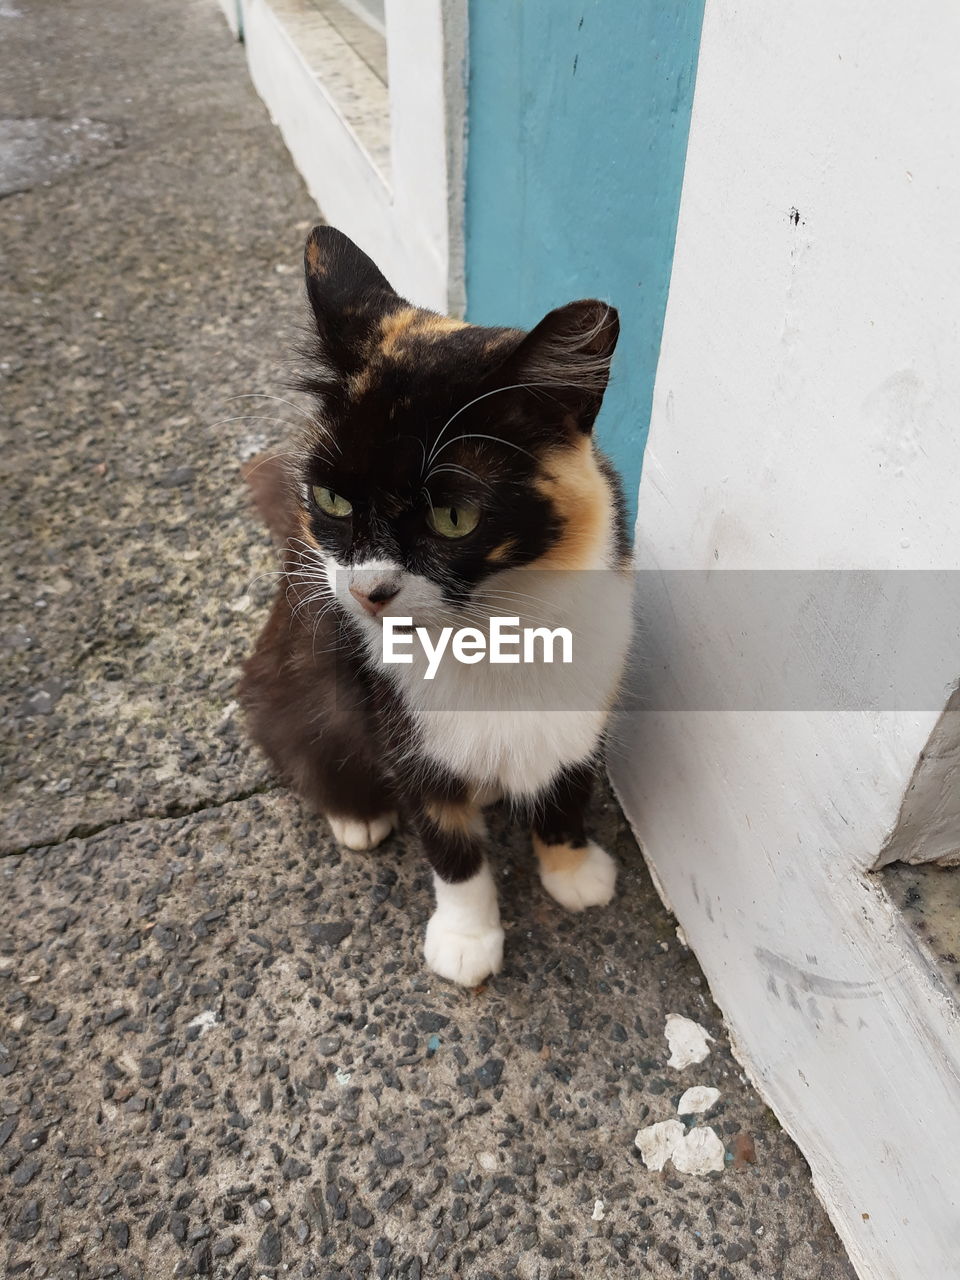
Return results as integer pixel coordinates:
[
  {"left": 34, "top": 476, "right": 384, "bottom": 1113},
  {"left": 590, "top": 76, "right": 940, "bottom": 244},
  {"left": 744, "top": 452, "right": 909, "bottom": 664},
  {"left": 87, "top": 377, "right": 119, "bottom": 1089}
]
[{"left": 238, "top": 226, "right": 633, "bottom": 987}]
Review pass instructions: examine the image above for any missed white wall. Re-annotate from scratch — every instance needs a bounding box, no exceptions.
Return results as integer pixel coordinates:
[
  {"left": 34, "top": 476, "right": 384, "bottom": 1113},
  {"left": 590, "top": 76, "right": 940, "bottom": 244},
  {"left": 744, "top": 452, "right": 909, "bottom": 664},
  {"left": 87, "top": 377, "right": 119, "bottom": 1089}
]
[
  {"left": 241, "top": 0, "right": 465, "bottom": 313},
  {"left": 611, "top": 2, "right": 960, "bottom": 1278},
  {"left": 216, "top": 0, "right": 241, "bottom": 38}
]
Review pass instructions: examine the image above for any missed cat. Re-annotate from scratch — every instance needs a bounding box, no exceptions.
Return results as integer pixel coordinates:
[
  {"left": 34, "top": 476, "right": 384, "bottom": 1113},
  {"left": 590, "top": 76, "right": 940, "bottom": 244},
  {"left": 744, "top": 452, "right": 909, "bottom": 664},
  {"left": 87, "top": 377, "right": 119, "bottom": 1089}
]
[{"left": 238, "top": 226, "right": 634, "bottom": 987}]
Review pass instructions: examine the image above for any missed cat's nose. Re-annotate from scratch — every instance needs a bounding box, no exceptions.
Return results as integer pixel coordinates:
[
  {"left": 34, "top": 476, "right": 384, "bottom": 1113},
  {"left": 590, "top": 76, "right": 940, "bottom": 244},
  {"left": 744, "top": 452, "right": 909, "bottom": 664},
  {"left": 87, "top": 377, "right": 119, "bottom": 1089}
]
[{"left": 349, "top": 581, "right": 400, "bottom": 617}]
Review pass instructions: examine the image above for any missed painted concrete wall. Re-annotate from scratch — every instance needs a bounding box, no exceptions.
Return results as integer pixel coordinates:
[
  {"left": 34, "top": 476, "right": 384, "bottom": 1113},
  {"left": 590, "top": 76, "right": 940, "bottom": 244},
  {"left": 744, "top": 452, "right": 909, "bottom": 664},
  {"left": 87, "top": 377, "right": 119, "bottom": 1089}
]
[
  {"left": 610, "top": 2, "right": 960, "bottom": 1277},
  {"left": 241, "top": 0, "right": 466, "bottom": 313},
  {"left": 463, "top": 0, "right": 704, "bottom": 496}
]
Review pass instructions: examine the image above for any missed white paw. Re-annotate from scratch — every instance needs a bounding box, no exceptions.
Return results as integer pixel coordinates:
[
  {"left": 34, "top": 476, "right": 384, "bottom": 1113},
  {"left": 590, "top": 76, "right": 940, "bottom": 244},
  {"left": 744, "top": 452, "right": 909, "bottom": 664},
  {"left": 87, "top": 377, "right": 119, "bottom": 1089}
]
[
  {"left": 424, "top": 916, "right": 504, "bottom": 987},
  {"left": 328, "top": 812, "right": 396, "bottom": 851},
  {"left": 540, "top": 841, "right": 617, "bottom": 912}
]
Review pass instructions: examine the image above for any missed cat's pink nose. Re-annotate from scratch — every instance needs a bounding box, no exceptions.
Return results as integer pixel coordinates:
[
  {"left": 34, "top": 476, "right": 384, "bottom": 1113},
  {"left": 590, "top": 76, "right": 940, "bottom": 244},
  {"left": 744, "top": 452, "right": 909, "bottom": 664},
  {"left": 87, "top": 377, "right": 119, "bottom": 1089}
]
[{"left": 349, "top": 582, "right": 400, "bottom": 617}]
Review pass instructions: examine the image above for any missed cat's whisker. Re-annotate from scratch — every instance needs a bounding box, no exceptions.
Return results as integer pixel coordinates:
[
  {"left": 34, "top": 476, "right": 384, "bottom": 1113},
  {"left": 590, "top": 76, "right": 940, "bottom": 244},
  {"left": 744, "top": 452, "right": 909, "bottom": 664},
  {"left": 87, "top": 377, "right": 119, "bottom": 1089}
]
[
  {"left": 240, "top": 450, "right": 300, "bottom": 479},
  {"left": 430, "top": 431, "right": 538, "bottom": 467},
  {"left": 226, "top": 392, "right": 315, "bottom": 423},
  {"left": 423, "top": 463, "right": 494, "bottom": 490},
  {"left": 204, "top": 413, "right": 299, "bottom": 435},
  {"left": 425, "top": 381, "right": 559, "bottom": 470}
]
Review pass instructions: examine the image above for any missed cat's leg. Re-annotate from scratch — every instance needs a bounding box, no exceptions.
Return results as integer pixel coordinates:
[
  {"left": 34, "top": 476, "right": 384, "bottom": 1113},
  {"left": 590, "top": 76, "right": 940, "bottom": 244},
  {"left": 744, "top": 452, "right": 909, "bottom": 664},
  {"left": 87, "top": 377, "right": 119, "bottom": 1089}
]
[
  {"left": 239, "top": 617, "right": 397, "bottom": 850},
  {"left": 300, "top": 742, "right": 397, "bottom": 852},
  {"left": 416, "top": 798, "right": 504, "bottom": 987},
  {"left": 327, "top": 812, "right": 397, "bottom": 852},
  {"left": 533, "top": 763, "right": 617, "bottom": 911}
]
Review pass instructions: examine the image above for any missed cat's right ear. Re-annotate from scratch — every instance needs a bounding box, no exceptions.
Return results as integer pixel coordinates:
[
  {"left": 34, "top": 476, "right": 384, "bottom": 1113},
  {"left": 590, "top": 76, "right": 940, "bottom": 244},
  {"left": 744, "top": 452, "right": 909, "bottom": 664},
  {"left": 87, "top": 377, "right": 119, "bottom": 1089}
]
[{"left": 303, "top": 226, "right": 399, "bottom": 363}]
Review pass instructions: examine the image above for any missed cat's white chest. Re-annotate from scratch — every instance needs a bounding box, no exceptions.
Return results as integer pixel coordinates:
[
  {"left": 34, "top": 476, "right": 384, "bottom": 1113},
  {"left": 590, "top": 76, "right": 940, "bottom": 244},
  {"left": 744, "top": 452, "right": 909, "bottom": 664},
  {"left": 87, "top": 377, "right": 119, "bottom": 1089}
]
[
  {"left": 373, "top": 570, "right": 633, "bottom": 798},
  {"left": 416, "top": 698, "right": 610, "bottom": 797}
]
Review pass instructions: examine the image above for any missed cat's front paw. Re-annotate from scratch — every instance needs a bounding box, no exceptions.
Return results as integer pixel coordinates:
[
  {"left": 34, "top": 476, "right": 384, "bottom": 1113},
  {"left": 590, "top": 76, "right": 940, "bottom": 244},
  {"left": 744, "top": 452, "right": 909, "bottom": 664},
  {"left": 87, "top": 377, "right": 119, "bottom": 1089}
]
[
  {"left": 328, "top": 812, "right": 396, "bottom": 851},
  {"left": 424, "top": 916, "right": 504, "bottom": 987},
  {"left": 539, "top": 840, "right": 617, "bottom": 912}
]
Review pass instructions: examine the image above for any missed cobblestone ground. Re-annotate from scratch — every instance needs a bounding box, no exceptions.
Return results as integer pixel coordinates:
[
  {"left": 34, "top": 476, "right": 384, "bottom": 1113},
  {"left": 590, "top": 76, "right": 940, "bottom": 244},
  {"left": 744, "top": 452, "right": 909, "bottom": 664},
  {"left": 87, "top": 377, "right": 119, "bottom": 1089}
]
[{"left": 0, "top": 1, "right": 857, "bottom": 1276}]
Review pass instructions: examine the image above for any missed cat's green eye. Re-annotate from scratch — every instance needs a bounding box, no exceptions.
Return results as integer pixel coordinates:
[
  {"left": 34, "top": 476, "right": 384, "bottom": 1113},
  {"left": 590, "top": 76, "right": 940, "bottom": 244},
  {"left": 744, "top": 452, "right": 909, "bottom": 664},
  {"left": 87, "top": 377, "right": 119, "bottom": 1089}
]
[
  {"left": 426, "top": 501, "right": 481, "bottom": 539},
  {"left": 313, "top": 486, "right": 353, "bottom": 518}
]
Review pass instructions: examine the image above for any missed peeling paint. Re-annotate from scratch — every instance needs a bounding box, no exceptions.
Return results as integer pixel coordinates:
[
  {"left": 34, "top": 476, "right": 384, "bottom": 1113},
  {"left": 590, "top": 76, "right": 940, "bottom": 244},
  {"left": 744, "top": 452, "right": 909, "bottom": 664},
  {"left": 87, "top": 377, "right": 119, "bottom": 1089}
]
[
  {"left": 678, "top": 1085, "right": 720, "bottom": 1115},
  {"left": 665, "top": 1014, "right": 713, "bottom": 1068},
  {"left": 671, "top": 1126, "right": 726, "bottom": 1175},
  {"left": 634, "top": 1119, "right": 685, "bottom": 1171}
]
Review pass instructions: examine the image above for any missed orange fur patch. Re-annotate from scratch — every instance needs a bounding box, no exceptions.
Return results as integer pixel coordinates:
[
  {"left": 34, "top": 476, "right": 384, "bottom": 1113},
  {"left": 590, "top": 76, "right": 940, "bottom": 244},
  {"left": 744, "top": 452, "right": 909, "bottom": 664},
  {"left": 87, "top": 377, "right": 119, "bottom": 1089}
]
[
  {"left": 424, "top": 798, "right": 486, "bottom": 839},
  {"left": 487, "top": 539, "right": 516, "bottom": 564},
  {"left": 379, "top": 307, "right": 468, "bottom": 357},
  {"left": 530, "top": 436, "right": 610, "bottom": 570},
  {"left": 349, "top": 364, "right": 376, "bottom": 399},
  {"left": 305, "top": 238, "right": 322, "bottom": 275},
  {"left": 532, "top": 833, "right": 589, "bottom": 874}
]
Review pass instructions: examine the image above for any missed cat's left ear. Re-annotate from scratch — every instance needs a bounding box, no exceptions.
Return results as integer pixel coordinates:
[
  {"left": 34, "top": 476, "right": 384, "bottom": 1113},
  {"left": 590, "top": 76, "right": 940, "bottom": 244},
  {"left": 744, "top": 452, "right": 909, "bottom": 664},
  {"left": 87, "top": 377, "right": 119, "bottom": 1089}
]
[
  {"left": 303, "top": 225, "right": 400, "bottom": 365},
  {"left": 490, "top": 299, "right": 619, "bottom": 435}
]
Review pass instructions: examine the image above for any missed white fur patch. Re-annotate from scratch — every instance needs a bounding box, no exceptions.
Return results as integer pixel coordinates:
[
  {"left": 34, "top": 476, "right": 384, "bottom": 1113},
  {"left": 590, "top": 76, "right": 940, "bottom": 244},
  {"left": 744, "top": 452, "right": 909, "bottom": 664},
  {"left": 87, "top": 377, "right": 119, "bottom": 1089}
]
[
  {"left": 539, "top": 840, "right": 618, "bottom": 911},
  {"left": 357, "top": 565, "right": 631, "bottom": 799},
  {"left": 424, "top": 864, "right": 504, "bottom": 987},
  {"left": 328, "top": 812, "right": 396, "bottom": 851}
]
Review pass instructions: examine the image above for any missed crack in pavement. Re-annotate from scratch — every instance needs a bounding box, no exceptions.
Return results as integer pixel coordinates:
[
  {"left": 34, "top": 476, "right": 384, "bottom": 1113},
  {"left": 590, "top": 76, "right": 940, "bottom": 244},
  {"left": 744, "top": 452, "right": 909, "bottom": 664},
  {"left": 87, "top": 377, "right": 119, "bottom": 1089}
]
[{"left": 0, "top": 780, "right": 284, "bottom": 860}]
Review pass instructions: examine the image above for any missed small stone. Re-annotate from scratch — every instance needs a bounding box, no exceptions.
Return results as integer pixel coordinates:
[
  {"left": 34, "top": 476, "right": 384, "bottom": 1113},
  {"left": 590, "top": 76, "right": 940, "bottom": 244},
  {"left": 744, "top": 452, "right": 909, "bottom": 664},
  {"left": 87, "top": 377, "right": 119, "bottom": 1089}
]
[
  {"left": 258, "top": 1224, "right": 282, "bottom": 1266},
  {"left": 307, "top": 921, "right": 352, "bottom": 947},
  {"left": 145, "top": 1210, "right": 166, "bottom": 1239},
  {"left": 658, "top": 1243, "right": 680, "bottom": 1268},
  {"left": 732, "top": 1132, "right": 757, "bottom": 1169},
  {"left": 474, "top": 1059, "right": 504, "bottom": 1090},
  {"left": 110, "top": 1221, "right": 129, "bottom": 1249},
  {"left": 316, "top": 1034, "right": 342, "bottom": 1056},
  {"left": 416, "top": 1012, "right": 450, "bottom": 1033},
  {"left": 212, "top": 1237, "right": 237, "bottom": 1258},
  {"left": 12, "top": 1158, "right": 40, "bottom": 1187}
]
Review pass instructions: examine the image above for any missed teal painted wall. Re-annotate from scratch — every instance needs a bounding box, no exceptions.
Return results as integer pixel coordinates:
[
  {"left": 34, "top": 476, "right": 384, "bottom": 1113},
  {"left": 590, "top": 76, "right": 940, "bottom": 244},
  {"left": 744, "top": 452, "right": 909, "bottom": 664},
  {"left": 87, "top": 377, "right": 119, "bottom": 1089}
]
[{"left": 464, "top": 0, "right": 705, "bottom": 514}]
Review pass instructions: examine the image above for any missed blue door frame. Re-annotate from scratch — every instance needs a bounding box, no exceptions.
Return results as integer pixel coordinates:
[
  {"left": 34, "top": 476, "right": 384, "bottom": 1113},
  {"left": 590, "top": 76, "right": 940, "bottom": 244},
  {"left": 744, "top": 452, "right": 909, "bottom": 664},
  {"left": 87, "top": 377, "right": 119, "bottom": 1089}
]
[{"left": 464, "top": 0, "right": 705, "bottom": 522}]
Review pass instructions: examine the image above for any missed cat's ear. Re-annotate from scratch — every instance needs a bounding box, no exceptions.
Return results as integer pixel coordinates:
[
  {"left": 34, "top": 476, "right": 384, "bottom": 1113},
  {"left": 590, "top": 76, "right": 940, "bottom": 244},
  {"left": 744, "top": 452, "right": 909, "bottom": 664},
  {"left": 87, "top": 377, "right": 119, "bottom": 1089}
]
[
  {"left": 490, "top": 299, "right": 619, "bottom": 435},
  {"left": 303, "top": 225, "right": 399, "bottom": 363}
]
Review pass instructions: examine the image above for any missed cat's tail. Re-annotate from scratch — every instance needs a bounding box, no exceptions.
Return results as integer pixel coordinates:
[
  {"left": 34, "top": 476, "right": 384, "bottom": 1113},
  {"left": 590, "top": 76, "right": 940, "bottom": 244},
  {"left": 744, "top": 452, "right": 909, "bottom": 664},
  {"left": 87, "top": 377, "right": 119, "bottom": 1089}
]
[{"left": 241, "top": 452, "right": 300, "bottom": 546}]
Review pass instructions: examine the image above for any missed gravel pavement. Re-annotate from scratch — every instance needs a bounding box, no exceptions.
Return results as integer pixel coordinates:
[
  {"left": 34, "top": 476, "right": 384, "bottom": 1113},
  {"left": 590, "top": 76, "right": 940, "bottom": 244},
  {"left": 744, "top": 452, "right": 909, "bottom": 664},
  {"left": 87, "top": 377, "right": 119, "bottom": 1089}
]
[{"left": 1, "top": 1, "right": 857, "bottom": 1276}]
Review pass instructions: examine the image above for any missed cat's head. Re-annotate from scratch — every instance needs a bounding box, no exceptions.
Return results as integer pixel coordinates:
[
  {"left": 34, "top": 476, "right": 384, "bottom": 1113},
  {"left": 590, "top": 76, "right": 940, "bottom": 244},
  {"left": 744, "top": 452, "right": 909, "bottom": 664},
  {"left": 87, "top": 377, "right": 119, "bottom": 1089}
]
[{"left": 291, "top": 226, "right": 626, "bottom": 629}]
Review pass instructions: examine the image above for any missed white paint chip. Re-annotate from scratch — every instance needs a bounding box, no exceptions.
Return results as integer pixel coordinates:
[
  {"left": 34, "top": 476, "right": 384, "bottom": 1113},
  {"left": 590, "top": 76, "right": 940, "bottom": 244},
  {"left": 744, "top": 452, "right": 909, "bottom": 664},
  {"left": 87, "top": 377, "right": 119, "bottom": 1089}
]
[
  {"left": 634, "top": 1120, "right": 685, "bottom": 1171},
  {"left": 677, "top": 1086, "right": 721, "bottom": 1115},
  {"left": 665, "top": 1014, "right": 714, "bottom": 1068},
  {"left": 670, "top": 1126, "right": 726, "bottom": 1175},
  {"left": 636, "top": 1118, "right": 727, "bottom": 1177},
  {"left": 334, "top": 1068, "right": 352, "bottom": 1086},
  {"left": 477, "top": 1152, "right": 497, "bottom": 1172},
  {"left": 591, "top": 1199, "right": 605, "bottom": 1222},
  {"left": 186, "top": 1010, "right": 218, "bottom": 1036}
]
